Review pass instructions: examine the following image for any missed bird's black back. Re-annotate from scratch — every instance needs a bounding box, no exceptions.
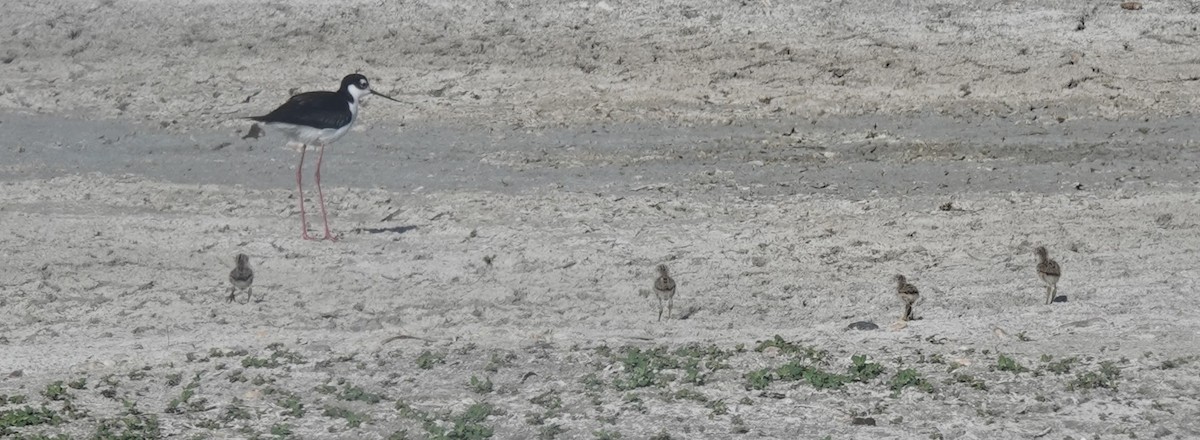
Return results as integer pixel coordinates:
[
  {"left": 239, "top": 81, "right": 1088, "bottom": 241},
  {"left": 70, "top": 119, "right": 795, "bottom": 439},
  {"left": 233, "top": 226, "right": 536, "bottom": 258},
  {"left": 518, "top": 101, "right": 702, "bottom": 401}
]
[{"left": 250, "top": 91, "right": 353, "bottom": 130}]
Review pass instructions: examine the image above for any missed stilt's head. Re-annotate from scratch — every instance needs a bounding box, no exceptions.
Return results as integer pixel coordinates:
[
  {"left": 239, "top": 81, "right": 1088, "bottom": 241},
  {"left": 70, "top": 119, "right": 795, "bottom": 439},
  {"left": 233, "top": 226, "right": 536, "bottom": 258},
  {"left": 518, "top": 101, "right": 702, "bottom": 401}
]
[
  {"left": 894, "top": 274, "right": 907, "bottom": 286},
  {"left": 340, "top": 74, "right": 402, "bottom": 103},
  {"left": 657, "top": 264, "right": 670, "bottom": 277},
  {"left": 235, "top": 253, "right": 250, "bottom": 269},
  {"left": 1034, "top": 246, "right": 1049, "bottom": 261}
]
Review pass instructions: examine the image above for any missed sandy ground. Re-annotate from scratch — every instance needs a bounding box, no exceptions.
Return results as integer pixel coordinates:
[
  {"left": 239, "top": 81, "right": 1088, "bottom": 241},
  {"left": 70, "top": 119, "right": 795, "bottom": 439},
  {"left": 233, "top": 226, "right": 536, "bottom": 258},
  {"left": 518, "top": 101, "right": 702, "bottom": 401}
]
[{"left": 3, "top": 0, "right": 1200, "bottom": 438}]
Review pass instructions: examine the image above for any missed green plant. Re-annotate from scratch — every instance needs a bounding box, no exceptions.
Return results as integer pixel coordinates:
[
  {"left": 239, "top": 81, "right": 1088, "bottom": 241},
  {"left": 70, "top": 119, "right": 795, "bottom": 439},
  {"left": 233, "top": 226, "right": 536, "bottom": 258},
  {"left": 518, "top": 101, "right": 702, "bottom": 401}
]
[
  {"left": 995, "top": 355, "right": 1028, "bottom": 373},
  {"left": 469, "top": 376, "right": 494, "bottom": 394},
  {"left": 416, "top": 351, "right": 446, "bottom": 370},
  {"left": 220, "top": 398, "right": 253, "bottom": 422},
  {"left": 952, "top": 373, "right": 988, "bottom": 391},
  {"left": 593, "top": 429, "right": 622, "bottom": 440},
  {"left": 706, "top": 399, "right": 728, "bottom": 416},
  {"left": 278, "top": 394, "right": 305, "bottom": 418},
  {"left": 1068, "top": 361, "right": 1120, "bottom": 391},
  {"left": 1160, "top": 356, "right": 1197, "bottom": 370},
  {"left": 271, "top": 423, "right": 293, "bottom": 436},
  {"left": 744, "top": 368, "right": 773, "bottom": 390},
  {"left": 242, "top": 356, "right": 280, "bottom": 368},
  {"left": 42, "top": 382, "right": 70, "bottom": 401},
  {"left": 1043, "top": 356, "right": 1078, "bottom": 374},
  {"left": 323, "top": 405, "right": 367, "bottom": 428},
  {"left": 338, "top": 383, "right": 385, "bottom": 404},
  {"left": 0, "top": 406, "right": 63, "bottom": 435},
  {"left": 93, "top": 413, "right": 160, "bottom": 439},
  {"left": 581, "top": 373, "right": 605, "bottom": 392},
  {"left": 484, "top": 352, "right": 516, "bottom": 373},
  {"left": 754, "top": 335, "right": 826, "bottom": 362},
  {"left": 889, "top": 368, "right": 933, "bottom": 395},
  {"left": 848, "top": 355, "right": 884, "bottom": 381},
  {"left": 611, "top": 347, "right": 676, "bottom": 390},
  {"left": 538, "top": 424, "right": 566, "bottom": 440},
  {"left": 772, "top": 359, "right": 849, "bottom": 389},
  {"left": 67, "top": 378, "right": 87, "bottom": 390},
  {"left": 425, "top": 402, "right": 494, "bottom": 440}
]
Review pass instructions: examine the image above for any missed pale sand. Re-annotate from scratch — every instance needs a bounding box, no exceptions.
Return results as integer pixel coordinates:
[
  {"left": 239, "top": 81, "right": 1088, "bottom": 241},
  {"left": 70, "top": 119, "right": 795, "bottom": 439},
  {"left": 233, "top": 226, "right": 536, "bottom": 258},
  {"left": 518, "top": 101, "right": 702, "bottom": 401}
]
[{"left": 2, "top": 0, "right": 1200, "bottom": 438}]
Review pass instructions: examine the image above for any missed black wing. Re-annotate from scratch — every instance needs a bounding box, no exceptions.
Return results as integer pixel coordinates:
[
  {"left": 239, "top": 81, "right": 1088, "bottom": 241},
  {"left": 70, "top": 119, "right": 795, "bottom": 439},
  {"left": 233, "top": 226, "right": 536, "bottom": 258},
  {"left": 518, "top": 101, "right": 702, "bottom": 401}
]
[{"left": 249, "top": 91, "right": 352, "bottom": 130}]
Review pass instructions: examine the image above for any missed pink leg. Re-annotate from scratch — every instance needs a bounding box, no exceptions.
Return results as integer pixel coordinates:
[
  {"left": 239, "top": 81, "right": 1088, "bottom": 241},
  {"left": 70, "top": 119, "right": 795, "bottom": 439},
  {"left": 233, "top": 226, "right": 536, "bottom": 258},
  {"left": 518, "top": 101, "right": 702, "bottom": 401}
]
[
  {"left": 296, "top": 144, "right": 315, "bottom": 240},
  {"left": 314, "top": 143, "right": 337, "bottom": 241}
]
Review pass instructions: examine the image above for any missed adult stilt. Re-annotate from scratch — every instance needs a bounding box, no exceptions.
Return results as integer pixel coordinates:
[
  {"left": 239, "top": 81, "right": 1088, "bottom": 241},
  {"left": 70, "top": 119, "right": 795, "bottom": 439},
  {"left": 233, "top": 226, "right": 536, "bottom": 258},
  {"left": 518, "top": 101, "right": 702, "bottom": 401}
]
[
  {"left": 296, "top": 144, "right": 315, "bottom": 241},
  {"left": 314, "top": 143, "right": 337, "bottom": 241}
]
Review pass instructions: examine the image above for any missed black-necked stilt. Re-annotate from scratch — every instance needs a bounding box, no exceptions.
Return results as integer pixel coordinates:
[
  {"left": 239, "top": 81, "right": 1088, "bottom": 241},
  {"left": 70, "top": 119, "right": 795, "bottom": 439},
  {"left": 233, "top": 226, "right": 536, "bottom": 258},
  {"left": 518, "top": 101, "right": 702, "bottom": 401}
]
[{"left": 249, "top": 74, "right": 400, "bottom": 241}]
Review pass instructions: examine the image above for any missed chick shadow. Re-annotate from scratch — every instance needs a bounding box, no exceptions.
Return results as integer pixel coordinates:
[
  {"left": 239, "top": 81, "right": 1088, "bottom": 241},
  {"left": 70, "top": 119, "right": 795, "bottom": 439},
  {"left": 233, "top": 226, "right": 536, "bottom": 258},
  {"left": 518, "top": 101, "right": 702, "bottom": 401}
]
[{"left": 352, "top": 225, "right": 418, "bottom": 235}]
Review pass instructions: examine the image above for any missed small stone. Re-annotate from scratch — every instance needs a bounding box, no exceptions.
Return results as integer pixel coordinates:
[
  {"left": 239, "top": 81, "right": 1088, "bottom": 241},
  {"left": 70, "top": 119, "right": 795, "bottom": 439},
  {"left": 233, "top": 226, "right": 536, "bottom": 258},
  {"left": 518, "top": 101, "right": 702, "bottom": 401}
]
[
  {"left": 851, "top": 417, "right": 876, "bottom": 426},
  {"left": 847, "top": 321, "right": 879, "bottom": 331},
  {"left": 1120, "top": 1, "right": 1142, "bottom": 10}
]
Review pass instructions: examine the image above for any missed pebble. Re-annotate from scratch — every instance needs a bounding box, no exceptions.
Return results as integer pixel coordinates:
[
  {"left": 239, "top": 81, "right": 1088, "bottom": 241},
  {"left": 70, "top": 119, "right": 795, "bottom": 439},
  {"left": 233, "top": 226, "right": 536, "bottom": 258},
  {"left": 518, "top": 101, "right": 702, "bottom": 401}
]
[{"left": 847, "top": 321, "right": 879, "bottom": 331}]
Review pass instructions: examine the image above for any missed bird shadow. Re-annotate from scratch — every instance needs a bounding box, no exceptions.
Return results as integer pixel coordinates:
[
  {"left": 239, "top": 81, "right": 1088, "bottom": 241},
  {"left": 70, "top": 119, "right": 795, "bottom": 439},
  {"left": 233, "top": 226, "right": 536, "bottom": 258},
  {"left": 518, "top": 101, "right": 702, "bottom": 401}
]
[{"left": 352, "top": 225, "right": 418, "bottom": 235}]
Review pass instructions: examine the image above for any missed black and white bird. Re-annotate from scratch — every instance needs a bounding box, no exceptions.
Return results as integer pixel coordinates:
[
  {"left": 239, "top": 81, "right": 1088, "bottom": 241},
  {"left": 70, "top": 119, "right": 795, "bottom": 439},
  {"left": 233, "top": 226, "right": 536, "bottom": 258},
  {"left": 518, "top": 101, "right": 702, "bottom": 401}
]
[
  {"left": 249, "top": 74, "right": 401, "bottom": 241},
  {"left": 227, "top": 253, "right": 254, "bottom": 303}
]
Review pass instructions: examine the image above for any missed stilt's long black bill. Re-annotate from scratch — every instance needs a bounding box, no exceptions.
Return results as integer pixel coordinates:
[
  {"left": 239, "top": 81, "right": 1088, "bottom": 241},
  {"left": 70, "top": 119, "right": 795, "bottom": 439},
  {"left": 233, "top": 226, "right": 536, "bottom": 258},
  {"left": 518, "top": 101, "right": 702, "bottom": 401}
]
[{"left": 372, "top": 90, "right": 403, "bottom": 103}]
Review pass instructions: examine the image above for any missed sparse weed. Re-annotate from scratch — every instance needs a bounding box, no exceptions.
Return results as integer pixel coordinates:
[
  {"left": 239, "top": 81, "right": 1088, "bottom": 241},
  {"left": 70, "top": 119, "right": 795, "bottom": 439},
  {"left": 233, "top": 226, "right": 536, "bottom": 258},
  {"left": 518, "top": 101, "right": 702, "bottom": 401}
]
[
  {"left": 484, "top": 352, "right": 517, "bottom": 373},
  {"left": 93, "top": 411, "right": 160, "bottom": 439},
  {"left": 220, "top": 397, "right": 253, "bottom": 423},
  {"left": 754, "top": 335, "right": 826, "bottom": 362},
  {"left": 706, "top": 399, "right": 728, "bottom": 416},
  {"left": 416, "top": 351, "right": 446, "bottom": 370},
  {"left": 425, "top": 402, "right": 494, "bottom": 440},
  {"left": 730, "top": 414, "right": 749, "bottom": 434},
  {"left": 469, "top": 376, "right": 494, "bottom": 394},
  {"left": 338, "top": 383, "right": 386, "bottom": 404},
  {"left": 1160, "top": 356, "right": 1197, "bottom": 370},
  {"left": 277, "top": 394, "right": 305, "bottom": 418},
  {"left": 745, "top": 368, "right": 773, "bottom": 390},
  {"left": 0, "top": 406, "right": 63, "bottom": 435},
  {"left": 848, "top": 355, "right": 884, "bottom": 382},
  {"left": 242, "top": 356, "right": 280, "bottom": 369},
  {"left": 539, "top": 424, "right": 566, "bottom": 439},
  {"left": 323, "top": 405, "right": 367, "bottom": 428},
  {"left": 67, "top": 378, "right": 87, "bottom": 390},
  {"left": 889, "top": 368, "right": 933, "bottom": 395},
  {"left": 612, "top": 347, "right": 673, "bottom": 390},
  {"left": 42, "top": 381, "right": 70, "bottom": 401},
  {"left": 1043, "top": 356, "right": 1078, "bottom": 375},
  {"left": 952, "top": 373, "right": 988, "bottom": 391},
  {"left": 271, "top": 423, "right": 293, "bottom": 436},
  {"left": 1067, "top": 361, "right": 1120, "bottom": 391},
  {"left": 995, "top": 355, "right": 1028, "bottom": 373},
  {"left": 581, "top": 373, "right": 605, "bottom": 392}
]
